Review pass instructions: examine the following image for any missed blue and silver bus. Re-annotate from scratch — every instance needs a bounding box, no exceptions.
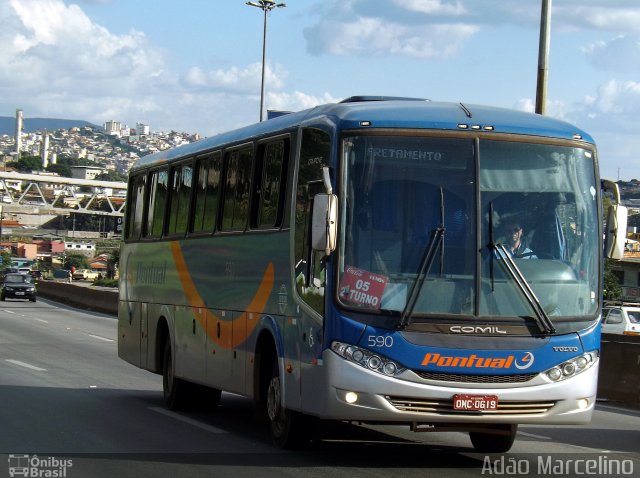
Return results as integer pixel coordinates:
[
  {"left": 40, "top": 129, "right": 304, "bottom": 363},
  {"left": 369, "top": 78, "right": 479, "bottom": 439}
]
[{"left": 118, "top": 96, "right": 626, "bottom": 452}]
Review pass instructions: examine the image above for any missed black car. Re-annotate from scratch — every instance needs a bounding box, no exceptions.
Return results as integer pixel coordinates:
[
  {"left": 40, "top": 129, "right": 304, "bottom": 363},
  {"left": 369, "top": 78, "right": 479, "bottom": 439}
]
[{"left": 1, "top": 273, "right": 37, "bottom": 302}]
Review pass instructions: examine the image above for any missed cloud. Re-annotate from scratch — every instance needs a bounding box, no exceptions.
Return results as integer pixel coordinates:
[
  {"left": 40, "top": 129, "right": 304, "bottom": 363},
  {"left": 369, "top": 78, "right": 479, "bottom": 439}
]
[
  {"left": 303, "top": 0, "right": 478, "bottom": 58},
  {"left": 583, "top": 34, "right": 640, "bottom": 73},
  {"left": 558, "top": 79, "right": 640, "bottom": 179},
  {"left": 266, "top": 91, "right": 341, "bottom": 112},
  {"left": 394, "top": 0, "right": 467, "bottom": 16},
  {"left": 581, "top": 79, "right": 640, "bottom": 118},
  {"left": 181, "top": 63, "right": 287, "bottom": 94},
  {"left": 0, "top": 0, "right": 327, "bottom": 136},
  {"left": 554, "top": 5, "right": 640, "bottom": 32}
]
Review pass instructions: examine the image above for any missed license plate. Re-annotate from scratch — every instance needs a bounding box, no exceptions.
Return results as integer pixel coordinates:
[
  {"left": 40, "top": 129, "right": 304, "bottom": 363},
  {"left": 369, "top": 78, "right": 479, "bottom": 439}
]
[
  {"left": 453, "top": 394, "right": 498, "bottom": 411},
  {"left": 15, "top": 292, "right": 25, "bottom": 296}
]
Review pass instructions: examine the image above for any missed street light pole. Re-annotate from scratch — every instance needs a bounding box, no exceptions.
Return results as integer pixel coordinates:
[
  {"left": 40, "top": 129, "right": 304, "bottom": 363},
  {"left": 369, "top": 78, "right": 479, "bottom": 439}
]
[
  {"left": 246, "top": 0, "right": 286, "bottom": 122},
  {"left": 535, "top": 0, "right": 552, "bottom": 115}
]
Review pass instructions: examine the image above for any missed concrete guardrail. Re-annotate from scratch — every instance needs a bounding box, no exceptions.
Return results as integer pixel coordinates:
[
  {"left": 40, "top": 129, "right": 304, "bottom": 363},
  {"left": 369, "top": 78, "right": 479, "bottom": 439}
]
[
  {"left": 36, "top": 280, "right": 118, "bottom": 316},
  {"left": 35, "top": 281, "right": 640, "bottom": 408},
  {"left": 598, "top": 333, "right": 640, "bottom": 408}
]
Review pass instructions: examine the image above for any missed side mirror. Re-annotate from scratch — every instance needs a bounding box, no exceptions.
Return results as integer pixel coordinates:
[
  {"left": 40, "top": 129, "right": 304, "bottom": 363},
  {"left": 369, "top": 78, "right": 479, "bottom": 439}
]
[
  {"left": 311, "top": 193, "right": 338, "bottom": 255},
  {"left": 602, "top": 180, "right": 627, "bottom": 260}
]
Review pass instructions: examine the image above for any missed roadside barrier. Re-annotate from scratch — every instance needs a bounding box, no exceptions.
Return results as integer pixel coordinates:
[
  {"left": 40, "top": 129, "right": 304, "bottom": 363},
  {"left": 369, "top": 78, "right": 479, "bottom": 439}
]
[
  {"left": 598, "top": 333, "right": 640, "bottom": 408},
  {"left": 36, "top": 280, "right": 118, "bottom": 315}
]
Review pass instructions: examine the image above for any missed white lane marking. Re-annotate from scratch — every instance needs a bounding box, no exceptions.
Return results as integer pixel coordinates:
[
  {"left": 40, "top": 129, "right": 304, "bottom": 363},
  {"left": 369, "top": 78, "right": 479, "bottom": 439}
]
[
  {"left": 149, "top": 407, "right": 227, "bottom": 434},
  {"left": 88, "top": 334, "right": 114, "bottom": 342},
  {"left": 518, "top": 431, "right": 552, "bottom": 440},
  {"left": 597, "top": 402, "right": 640, "bottom": 416},
  {"left": 5, "top": 359, "right": 47, "bottom": 372},
  {"left": 3, "top": 310, "right": 16, "bottom": 314},
  {"left": 34, "top": 318, "right": 49, "bottom": 324}
]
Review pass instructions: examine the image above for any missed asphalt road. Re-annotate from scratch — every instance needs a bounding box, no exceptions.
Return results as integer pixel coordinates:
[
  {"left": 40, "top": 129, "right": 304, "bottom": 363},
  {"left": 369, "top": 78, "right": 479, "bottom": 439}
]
[{"left": 0, "top": 298, "right": 639, "bottom": 478}]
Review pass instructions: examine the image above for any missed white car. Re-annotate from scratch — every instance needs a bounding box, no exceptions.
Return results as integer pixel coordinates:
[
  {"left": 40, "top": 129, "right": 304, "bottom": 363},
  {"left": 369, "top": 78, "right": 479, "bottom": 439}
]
[
  {"left": 602, "top": 304, "right": 640, "bottom": 336},
  {"left": 72, "top": 269, "right": 100, "bottom": 281}
]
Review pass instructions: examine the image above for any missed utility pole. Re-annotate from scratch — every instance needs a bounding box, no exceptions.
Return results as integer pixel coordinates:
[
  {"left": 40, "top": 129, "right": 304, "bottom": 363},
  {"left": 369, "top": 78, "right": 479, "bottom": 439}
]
[
  {"left": 535, "top": 0, "right": 552, "bottom": 115},
  {"left": 246, "top": 0, "right": 286, "bottom": 122}
]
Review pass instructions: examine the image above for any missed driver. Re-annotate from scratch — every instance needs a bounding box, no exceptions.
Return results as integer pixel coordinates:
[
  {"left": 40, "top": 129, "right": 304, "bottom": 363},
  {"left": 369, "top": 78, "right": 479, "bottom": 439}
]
[{"left": 503, "top": 222, "right": 537, "bottom": 259}]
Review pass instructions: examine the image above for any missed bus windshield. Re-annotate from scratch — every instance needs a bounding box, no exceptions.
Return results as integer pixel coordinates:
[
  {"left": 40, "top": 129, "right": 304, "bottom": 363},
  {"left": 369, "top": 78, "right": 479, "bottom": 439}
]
[{"left": 338, "top": 134, "right": 599, "bottom": 322}]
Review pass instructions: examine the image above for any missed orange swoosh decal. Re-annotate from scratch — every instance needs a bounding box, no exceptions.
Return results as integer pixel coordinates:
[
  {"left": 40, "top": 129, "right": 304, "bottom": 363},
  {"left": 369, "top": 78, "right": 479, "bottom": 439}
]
[{"left": 170, "top": 241, "right": 274, "bottom": 348}]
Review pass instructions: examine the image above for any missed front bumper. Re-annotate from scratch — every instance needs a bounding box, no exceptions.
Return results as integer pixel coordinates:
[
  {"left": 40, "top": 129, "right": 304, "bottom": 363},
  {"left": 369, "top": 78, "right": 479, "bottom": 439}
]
[
  {"left": 314, "top": 349, "right": 597, "bottom": 425},
  {"left": 3, "top": 289, "right": 36, "bottom": 300}
]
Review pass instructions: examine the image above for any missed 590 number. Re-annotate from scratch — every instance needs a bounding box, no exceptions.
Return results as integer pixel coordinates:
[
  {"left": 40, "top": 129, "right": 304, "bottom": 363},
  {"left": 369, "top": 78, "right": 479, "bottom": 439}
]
[{"left": 367, "top": 335, "right": 394, "bottom": 348}]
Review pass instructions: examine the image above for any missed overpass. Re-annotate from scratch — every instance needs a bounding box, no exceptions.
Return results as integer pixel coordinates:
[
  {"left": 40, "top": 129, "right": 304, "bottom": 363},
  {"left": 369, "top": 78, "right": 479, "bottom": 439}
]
[{"left": 0, "top": 171, "right": 127, "bottom": 218}]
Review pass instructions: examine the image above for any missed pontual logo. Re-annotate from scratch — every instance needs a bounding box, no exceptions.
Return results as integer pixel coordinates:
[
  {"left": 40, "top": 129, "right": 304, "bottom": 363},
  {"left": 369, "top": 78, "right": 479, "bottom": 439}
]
[
  {"left": 514, "top": 352, "right": 535, "bottom": 370},
  {"left": 422, "top": 353, "right": 513, "bottom": 369},
  {"left": 449, "top": 325, "right": 508, "bottom": 334},
  {"left": 421, "top": 352, "right": 535, "bottom": 370}
]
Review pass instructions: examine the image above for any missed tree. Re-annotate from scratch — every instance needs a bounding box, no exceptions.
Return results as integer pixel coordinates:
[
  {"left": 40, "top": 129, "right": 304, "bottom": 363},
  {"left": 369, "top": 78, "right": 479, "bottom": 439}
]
[
  {"left": 63, "top": 253, "right": 89, "bottom": 271},
  {"left": 107, "top": 247, "right": 120, "bottom": 279},
  {"left": 7, "top": 155, "right": 43, "bottom": 172},
  {"left": 95, "top": 171, "right": 127, "bottom": 182},
  {"left": 603, "top": 259, "right": 622, "bottom": 301},
  {"left": 1, "top": 251, "right": 11, "bottom": 267}
]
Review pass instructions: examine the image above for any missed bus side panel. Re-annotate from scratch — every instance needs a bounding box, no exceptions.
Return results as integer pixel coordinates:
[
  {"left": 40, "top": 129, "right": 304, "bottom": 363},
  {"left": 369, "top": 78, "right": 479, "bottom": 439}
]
[
  {"left": 174, "top": 305, "right": 206, "bottom": 384},
  {"left": 282, "top": 314, "right": 301, "bottom": 411},
  {"left": 118, "top": 299, "right": 142, "bottom": 367},
  {"left": 206, "top": 309, "right": 233, "bottom": 390},
  {"left": 140, "top": 302, "right": 148, "bottom": 369},
  {"left": 298, "top": 311, "right": 325, "bottom": 415},
  {"left": 229, "top": 310, "right": 247, "bottom": 394}
]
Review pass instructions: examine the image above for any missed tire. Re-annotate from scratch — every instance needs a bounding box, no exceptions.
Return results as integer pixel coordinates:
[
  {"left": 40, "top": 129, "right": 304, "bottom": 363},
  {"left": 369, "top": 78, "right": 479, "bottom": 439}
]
[
  {"left": 162, "top": 339, "right": 190, "bottom": 410},
  {"left": 162, "top": 340, "right": 221, "bottom": 410},
  {"left": 469, "top": 424, "right": 518, "bottom": 453},
  {"left": 266, "top": 359, "right": 308, "bottom": 448},
  {"left": 1, "top": 294, "right": 5, "bottom": 301},
  {"left": 30, "top": 296, "right": 36, "bottom": 302}
]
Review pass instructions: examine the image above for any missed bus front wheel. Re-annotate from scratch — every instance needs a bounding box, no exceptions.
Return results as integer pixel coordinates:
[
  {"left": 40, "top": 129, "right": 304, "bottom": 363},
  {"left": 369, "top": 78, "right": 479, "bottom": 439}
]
[
  {"left": 267, "top": 360, "right": 307, "bottom": 448},
  {"left": 469, "top": 424, "right": 518, "bottom": 453}
]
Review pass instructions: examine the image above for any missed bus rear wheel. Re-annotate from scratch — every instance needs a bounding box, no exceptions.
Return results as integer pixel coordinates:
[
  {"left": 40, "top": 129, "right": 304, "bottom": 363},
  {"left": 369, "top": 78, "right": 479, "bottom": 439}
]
[
  {"left": 266, "top": 360, "right": 307, "bottom": 448},
  {"left": 162, "top": 340, "right": 190, "bottom": 410},
  {"left": 469, "top": 424, "right": 517, "bottom": 453},
  {"left": 162, "top": 340, "right": 221, "bottom": 410}
]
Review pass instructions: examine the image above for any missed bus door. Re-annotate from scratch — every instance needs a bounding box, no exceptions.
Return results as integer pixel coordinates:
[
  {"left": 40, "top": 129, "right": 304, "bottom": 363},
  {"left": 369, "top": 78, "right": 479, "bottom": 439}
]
[{"left": 294, "top": 127, "right": 331, "bottom": 411}]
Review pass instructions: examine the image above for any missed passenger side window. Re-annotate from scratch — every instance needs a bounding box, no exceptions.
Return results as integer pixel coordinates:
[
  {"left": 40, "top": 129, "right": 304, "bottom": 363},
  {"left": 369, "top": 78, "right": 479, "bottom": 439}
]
[
  {"left": 221, "top": 147, "right": 253, "bottom": 231},
  {"left": 253, "top": 138, "right": 289, "bottom": 228},
  {"left": 125, "top": 173, "right": 146, "bottom": 241},
  {"left": 144, "top": 168, "right": 169, "bottom": 238},
  {"left": 294, "top": 128, "right": 331, "bottom": 316},
  {"left": 192, "top": 152, "right": 221, "bottom": 233},
  {"left": 167, "top": 163, "right": 193, "bottom": 235},
  {"left": 606, "top": 309, "right": 623, "bottom": 324}
]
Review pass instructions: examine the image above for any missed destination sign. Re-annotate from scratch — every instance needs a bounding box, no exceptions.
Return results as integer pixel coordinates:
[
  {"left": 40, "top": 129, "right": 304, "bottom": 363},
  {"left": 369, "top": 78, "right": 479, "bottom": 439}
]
[{"left": 367, "top": 147, "right": 443, "bottom": 162}]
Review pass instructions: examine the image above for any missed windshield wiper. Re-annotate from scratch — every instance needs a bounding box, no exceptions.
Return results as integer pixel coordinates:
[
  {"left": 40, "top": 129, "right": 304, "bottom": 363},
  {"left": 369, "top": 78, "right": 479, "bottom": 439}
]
[
  {"left": 397, "top": 188, "right": 445, "bottom": 330},
  {"left": 490, "top": 242, "right": 556, "bottom": 335}
]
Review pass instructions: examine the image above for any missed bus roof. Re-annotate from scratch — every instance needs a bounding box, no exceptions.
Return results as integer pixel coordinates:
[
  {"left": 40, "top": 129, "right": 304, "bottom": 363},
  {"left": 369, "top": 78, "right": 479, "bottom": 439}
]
[{"left": 131, "top": 98, "right": 594, "bottom": 173}]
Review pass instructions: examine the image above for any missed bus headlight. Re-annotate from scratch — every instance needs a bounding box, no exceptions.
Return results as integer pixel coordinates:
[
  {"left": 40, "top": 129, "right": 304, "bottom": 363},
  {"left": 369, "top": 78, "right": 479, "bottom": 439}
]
[
  {"left": 545, "top": 351, "right": 598, "bottom": 382},
  {"left": 331, "top": 341, "right": 405, "bottom": 377}
]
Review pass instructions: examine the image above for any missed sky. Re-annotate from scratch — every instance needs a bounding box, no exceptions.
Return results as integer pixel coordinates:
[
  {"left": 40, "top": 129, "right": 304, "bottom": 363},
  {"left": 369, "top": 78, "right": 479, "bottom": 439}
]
[{"left": 1, "top": 0, "right": 639, "bottom": 181}]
